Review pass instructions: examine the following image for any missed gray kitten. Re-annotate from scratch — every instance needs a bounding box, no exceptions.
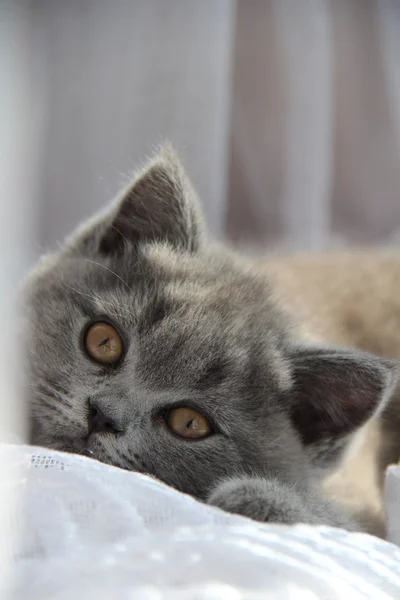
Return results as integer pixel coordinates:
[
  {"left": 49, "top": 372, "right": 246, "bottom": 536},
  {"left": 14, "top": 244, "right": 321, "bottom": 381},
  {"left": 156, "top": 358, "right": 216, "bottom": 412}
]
[{"left": 24, "top": 146, "right": 398, "bottom": 532}]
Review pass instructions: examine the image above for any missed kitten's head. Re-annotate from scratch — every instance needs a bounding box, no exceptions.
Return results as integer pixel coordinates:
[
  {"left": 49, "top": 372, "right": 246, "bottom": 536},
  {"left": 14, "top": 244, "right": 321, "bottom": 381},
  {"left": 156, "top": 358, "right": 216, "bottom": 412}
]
[{"left": 24, "top": 146, "right": 398, "bottom": 498}]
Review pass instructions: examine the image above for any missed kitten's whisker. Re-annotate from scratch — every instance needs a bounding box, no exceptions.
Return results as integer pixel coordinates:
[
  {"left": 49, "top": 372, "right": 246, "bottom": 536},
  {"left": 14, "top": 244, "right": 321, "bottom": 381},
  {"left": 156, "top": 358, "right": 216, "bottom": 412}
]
[
  {"left": 62, "top": 284, "right": 103, "bottom": 303},
  {"left": 137, "top": 198, "right": 156, "bottom": 239},
  {"left": 62, "top": 284, "right": 132, "bottom": 318},
  {"left": 77, "top": 447, "right": 93, "bottom": 457},
  {"left": 108, "top": 224, "right": 147, "bottom": 282},
  {"left": 110, "top": 225, "right": 130, "bottom": 249},
  {"left": 83, "top": 259, "right": 133, "bottom": 292}
]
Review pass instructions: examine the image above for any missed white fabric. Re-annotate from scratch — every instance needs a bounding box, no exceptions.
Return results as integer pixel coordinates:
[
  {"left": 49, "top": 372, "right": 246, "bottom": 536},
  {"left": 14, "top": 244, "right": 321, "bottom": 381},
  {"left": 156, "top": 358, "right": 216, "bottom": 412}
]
[{"left": 2, "top": 444, "right": 400, "bottom": 599}]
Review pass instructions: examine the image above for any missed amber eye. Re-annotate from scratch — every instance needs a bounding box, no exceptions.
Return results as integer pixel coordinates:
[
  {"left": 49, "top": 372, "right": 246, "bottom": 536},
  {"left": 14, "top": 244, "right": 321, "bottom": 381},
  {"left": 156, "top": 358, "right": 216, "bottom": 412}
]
[
  {"left": 166, "top": 407, "right": 212, "bottom": 439},
  {"left": 84, "top": 321, "right": 124, "bottom": 365}
]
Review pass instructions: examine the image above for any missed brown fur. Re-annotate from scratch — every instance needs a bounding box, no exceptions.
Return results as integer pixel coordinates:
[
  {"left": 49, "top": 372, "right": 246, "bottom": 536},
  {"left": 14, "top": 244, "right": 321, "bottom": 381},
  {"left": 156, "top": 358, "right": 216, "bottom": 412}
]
[{"left": 258, "top": 250, "right": 400, "bottom": 536}]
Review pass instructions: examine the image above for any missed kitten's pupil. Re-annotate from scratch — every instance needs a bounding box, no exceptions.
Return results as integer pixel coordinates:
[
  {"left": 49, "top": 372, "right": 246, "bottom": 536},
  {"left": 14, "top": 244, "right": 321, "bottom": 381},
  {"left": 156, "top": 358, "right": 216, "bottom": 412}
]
[
  {"left": 186, "top": 418, "right": 195, "bottom": 430},
  {"left": 98, "top": 337, "right": 110, "bottom": 348}
]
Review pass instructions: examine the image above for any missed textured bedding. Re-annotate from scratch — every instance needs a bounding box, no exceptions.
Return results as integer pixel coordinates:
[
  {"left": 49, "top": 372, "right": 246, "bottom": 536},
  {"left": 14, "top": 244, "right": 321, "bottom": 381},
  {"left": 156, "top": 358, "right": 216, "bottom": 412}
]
[{"left": 2, "top": 443, "right": 400, "bottom": 599}]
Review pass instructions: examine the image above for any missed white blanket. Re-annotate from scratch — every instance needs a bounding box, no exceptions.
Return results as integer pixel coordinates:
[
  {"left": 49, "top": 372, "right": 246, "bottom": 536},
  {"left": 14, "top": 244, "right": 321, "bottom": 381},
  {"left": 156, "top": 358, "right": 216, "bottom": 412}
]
[{"left": 2, "top": 444, "right": 400, "bottom": 599}]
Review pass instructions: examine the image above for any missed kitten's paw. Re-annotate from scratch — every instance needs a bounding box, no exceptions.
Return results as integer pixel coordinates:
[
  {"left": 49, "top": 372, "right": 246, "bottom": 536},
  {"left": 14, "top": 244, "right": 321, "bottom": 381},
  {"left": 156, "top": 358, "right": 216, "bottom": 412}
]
[{"left": 207, "top": 477, "right": 324, "bottom": 526}]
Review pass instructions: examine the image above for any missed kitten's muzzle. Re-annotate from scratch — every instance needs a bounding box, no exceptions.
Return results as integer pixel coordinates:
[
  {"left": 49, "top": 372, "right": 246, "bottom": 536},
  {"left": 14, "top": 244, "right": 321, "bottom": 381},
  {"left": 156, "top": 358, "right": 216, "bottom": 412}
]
[{"left": 87, "top": 400, "right": 122, "bottom": 436}]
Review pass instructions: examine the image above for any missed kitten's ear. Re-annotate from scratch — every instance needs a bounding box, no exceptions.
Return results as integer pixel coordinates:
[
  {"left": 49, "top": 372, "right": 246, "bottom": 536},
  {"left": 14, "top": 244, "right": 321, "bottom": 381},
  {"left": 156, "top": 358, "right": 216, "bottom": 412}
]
[
  {"left": 289, "top": 346, "right": 398, "bottom": 445},
  {"left": 68, "top": 145, "right": 206, "bottom": 256}
]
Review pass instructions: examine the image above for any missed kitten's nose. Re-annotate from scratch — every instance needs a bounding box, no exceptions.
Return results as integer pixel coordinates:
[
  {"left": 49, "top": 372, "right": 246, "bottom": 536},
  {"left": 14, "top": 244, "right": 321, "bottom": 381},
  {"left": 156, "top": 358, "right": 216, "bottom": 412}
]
[{"left": 87, "top": 401, "right": 120, "bottom": 435}]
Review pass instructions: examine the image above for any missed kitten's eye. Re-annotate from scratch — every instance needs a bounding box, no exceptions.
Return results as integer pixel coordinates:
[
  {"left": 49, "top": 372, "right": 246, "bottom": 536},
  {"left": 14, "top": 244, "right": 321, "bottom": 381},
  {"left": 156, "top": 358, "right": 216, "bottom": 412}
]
[
  {"left": 166, "top": 407, "right": 212, "bottom": 439},
  {"left": 84, "top": 321, "right": 124, "bottom": 365}
]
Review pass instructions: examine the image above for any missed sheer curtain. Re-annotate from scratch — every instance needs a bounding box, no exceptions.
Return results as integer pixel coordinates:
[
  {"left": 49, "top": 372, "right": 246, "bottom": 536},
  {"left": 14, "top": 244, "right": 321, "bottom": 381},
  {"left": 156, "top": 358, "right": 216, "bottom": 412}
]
[
  {"left": 31, "top": 0, "right": 236, "bottom": 252},
  {"left": 1, "top": 1, "right": 38, "bottom": 593},
  {"left": 25, "top": 0, "right": 400, "bottom": 258},
  {"left": 228, "top": 0, "right": 400, "bottom": 249}
]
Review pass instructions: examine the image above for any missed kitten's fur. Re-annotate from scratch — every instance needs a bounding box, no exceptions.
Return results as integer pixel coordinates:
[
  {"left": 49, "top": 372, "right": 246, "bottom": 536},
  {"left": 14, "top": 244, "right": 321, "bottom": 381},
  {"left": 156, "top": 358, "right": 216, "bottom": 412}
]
[{"left": 25, "top": 147, "right": 399, "bottom": 533}]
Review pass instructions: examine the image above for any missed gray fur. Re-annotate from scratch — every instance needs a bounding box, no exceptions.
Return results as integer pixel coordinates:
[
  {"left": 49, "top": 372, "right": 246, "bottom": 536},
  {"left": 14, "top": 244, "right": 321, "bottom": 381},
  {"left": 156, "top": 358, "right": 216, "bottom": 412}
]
[
  {"left": 23, "top": 145, "right": 398, "bottom": 531},
  {"left": 207, "top": 477, "right": 358, "bottom": 530}
]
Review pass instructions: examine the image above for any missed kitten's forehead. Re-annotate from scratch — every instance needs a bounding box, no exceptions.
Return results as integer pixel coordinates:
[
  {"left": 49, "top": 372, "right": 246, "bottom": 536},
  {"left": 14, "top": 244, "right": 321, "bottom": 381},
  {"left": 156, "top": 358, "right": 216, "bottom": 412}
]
[
  {"left": 137, "top": 246, "right": 292, "bottom": 392},
  {"left": 27, "top": 242, "right": 292, "bottom": 395}
]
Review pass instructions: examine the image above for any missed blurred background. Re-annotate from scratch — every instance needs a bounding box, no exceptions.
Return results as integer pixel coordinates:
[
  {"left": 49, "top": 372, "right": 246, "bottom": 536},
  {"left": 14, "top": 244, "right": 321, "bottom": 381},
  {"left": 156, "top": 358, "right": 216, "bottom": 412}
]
[{"left": 5, "top": 0, "right": 400, "bottom": 263}]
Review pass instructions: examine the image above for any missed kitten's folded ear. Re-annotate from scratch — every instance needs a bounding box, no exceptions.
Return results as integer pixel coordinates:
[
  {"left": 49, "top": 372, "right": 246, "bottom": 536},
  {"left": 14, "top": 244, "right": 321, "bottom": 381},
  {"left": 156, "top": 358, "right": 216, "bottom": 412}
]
[
  {"left": 67, "top": 145, "right": 206, "bottom": 256},
  {"left": 288, "top": 345, "right": 399, "bottom": 445}
]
